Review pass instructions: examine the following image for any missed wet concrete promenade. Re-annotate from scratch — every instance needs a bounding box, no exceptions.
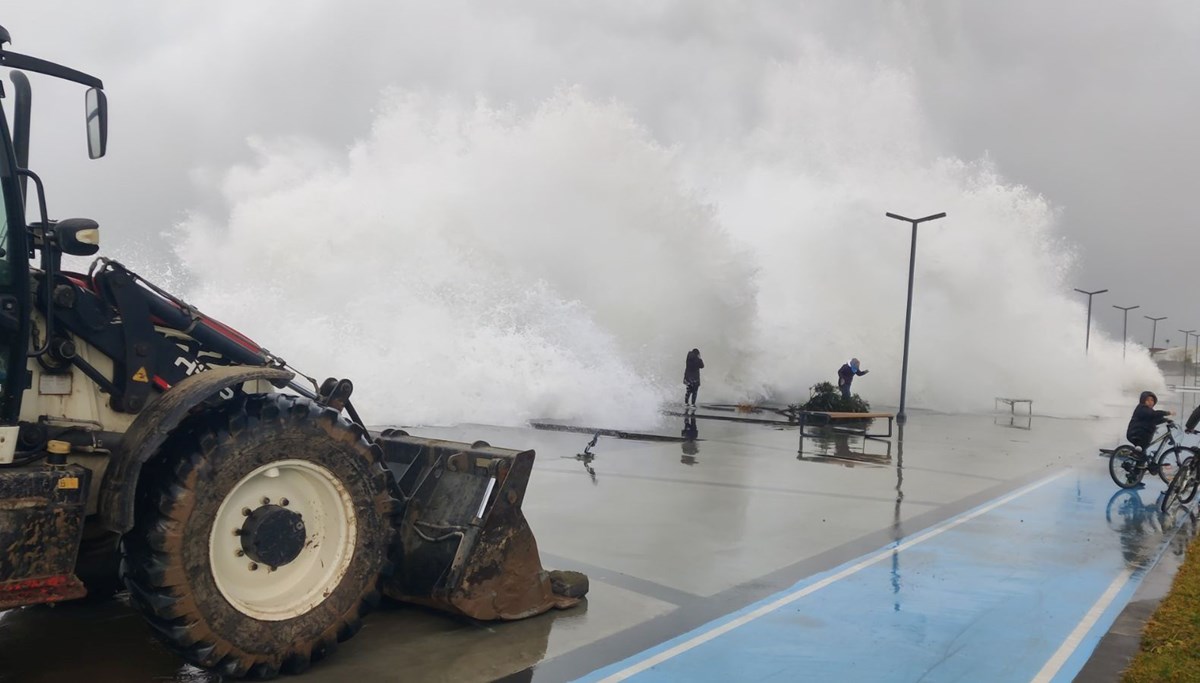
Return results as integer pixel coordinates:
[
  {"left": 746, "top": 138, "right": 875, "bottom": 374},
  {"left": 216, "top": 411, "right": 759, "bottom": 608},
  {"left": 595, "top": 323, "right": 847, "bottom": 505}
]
[{"left": 0, "top": 407, "right": 1191, "bottom": 682}]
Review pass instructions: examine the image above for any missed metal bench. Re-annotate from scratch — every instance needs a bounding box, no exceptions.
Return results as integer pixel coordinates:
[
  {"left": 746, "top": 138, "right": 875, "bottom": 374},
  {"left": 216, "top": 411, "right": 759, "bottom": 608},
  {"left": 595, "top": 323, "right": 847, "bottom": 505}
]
[
  {"left": 789, "top": 410, "right": 896, "bottom": 439},
  {"left": 789, "top": 411, "right": 896, "bottom": 457},
  {"left": 995, "top": 397, "right": 1033, "bottom": 416}
]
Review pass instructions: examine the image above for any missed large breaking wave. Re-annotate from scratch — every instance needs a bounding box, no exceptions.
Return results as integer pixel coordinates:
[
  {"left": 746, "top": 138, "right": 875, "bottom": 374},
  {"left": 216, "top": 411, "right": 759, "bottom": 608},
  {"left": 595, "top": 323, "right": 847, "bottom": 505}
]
[{"left": 173, "top": 48, "right": 1161, "bottom": 427}]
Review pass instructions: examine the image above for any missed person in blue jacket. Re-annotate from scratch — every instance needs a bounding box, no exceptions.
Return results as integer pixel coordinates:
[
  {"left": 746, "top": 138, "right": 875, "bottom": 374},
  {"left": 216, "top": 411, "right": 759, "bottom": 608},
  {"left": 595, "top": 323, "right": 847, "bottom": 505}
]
[{"left": 837, "top": 358, "right": 869, "bottom": 399}]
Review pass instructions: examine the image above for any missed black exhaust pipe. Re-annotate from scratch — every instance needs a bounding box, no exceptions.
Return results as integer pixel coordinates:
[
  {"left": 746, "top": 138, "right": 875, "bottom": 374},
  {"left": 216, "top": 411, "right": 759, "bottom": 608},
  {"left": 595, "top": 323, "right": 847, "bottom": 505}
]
[{"left": 9, "top": 70, "right": 31, "bottom": 203}]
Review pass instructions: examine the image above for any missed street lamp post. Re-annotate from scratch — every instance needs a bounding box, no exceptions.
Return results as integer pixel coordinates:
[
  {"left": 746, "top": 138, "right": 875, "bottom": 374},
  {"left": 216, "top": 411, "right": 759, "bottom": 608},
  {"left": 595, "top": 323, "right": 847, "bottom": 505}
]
[
  {"left": 1074, "top": 288, "right": 1109, "bottom": 355},
  {"left": 1145, "top": 315, "right": 1167, "bottom": 354},
  {"left": 1112, "top": 305, "right": 1139, "bottom": 359},
  {"left": 885, "top": 211, "right": 947, "bottom": 426},
  {"left": 1194, "top": 333, "right": 1200, "bottom": 387},
  {"left": 1180, "top": 329, "right": 1196, "bottom": 387}
]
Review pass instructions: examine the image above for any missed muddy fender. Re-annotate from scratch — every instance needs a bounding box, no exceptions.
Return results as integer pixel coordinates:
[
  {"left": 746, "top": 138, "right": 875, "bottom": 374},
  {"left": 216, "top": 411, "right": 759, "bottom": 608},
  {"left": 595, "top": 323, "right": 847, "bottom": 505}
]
[{"left": 97, "top": 365, "right": 293, "bottom": 533}]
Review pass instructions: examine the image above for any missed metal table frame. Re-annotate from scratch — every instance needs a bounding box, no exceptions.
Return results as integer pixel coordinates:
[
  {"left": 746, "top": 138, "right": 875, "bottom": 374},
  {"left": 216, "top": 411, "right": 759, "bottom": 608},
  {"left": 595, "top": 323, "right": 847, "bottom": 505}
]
[{"left": 994, "top": 398, "right": 1033, "bottom": 416}]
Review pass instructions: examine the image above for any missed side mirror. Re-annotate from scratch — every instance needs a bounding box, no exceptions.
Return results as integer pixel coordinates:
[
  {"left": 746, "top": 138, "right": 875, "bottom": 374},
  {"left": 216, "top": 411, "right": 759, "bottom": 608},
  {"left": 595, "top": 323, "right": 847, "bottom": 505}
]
[
  {"left": 57, "top": 218, "right": 100, "bottom": 256},
  {"left": 86, "top": 88, "right": 107, "bottom": 159}
]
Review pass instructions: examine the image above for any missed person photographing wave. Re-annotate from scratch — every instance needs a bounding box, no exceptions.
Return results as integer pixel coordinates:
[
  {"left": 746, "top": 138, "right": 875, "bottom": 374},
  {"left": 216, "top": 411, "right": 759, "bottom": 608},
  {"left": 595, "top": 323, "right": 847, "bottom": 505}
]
[{"left": 683, "top": 349, "right": 704, "bottom": 408}]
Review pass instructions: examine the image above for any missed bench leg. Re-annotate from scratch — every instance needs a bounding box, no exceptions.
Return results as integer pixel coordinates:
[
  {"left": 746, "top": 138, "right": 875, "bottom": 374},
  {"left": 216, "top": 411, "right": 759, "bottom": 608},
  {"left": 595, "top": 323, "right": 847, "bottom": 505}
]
[{"left": 797, "top": 412, "right": 806, "bottom": 457}]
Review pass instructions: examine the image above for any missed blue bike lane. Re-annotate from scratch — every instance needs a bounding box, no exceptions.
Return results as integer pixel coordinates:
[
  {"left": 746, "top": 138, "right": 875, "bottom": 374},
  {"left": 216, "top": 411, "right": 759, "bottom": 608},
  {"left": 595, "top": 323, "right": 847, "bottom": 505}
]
[{"left": 574, "top": 467, "right": 1184, "bottom": 683}]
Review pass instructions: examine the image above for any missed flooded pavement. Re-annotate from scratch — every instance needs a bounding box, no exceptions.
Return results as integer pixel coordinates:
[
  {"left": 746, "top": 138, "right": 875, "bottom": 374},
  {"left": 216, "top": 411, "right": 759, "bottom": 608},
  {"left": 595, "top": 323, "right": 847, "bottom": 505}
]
[{"left": 1, "top": 407, "right": 1193, "bottom": 682}]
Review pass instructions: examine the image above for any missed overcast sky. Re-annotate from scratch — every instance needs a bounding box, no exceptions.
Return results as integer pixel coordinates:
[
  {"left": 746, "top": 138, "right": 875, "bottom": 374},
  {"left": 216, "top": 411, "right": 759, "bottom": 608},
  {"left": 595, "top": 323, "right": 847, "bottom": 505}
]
[{"left": 3, "top": 1, "right": 1198, "bottom": 343}]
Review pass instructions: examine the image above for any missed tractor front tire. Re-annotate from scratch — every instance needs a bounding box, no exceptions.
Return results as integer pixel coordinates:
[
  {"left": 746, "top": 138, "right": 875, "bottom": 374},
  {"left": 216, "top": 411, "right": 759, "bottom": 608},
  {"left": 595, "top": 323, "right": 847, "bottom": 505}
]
[{"left": 120, "top": 394, "right": 396, "bottom": 679}]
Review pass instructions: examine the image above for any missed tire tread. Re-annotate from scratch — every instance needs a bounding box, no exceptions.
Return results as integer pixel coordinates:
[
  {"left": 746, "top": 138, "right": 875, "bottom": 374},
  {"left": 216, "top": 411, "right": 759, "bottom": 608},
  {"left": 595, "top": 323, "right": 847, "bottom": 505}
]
[{"left": 120, "top": 393, "right": 399, "bottom": 679}]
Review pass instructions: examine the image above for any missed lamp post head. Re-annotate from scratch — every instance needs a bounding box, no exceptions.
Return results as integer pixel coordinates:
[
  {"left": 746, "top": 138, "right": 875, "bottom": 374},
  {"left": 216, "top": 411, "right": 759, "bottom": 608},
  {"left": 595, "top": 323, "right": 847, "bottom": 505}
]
[
  {"left": 884, "top": 209, "right": 946, "bottom": 424},
  {"left": 886, "top": 212, "right": 947, "bottom": 224}
]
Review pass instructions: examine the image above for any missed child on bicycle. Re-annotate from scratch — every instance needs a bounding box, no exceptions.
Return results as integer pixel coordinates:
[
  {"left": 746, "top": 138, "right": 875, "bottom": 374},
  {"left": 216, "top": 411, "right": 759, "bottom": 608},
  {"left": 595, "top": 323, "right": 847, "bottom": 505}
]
[{"left": 1127, "top": 391, "right": 1173, "bottom": 462}]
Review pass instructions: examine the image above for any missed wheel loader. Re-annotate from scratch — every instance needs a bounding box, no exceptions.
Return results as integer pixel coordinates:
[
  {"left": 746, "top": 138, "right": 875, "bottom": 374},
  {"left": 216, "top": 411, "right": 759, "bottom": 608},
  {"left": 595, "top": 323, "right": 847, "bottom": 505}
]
[{"left": 0, "top": 25, "right": 586, "bottom": 678}]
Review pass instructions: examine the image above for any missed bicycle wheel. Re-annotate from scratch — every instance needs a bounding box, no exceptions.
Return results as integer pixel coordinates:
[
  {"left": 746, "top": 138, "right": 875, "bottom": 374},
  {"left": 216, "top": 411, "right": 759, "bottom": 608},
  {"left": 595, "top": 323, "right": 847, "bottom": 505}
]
[
  {"left": 1161, "top": 456, "right": 1196, "bottom": 513},
  {"left": 1109, "top": 445, "right": 1146, "bottom": 489},
  {"left": 1157, "top": 446, "right": 1191, "bottom": 484},
  {"left": 1183, "top": 463, "right": 1200, "bottom": 504}
]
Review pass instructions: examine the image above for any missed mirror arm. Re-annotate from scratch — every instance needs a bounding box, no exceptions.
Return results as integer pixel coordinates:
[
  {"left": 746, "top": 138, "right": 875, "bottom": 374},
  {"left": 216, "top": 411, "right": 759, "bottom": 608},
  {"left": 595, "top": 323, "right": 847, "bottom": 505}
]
[{"left": 0, "top": 50, "right": 103, "bottom": 89}]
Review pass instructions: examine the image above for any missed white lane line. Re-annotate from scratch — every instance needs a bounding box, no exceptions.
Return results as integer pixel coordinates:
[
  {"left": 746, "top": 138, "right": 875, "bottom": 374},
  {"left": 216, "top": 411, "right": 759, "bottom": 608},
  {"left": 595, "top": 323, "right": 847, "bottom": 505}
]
[
  {"left": 594, "top": 471, "right": 1069, "bottom": 683},
  {"left": 1029, "top": 568, "right": 1135, "bottom": 683}
]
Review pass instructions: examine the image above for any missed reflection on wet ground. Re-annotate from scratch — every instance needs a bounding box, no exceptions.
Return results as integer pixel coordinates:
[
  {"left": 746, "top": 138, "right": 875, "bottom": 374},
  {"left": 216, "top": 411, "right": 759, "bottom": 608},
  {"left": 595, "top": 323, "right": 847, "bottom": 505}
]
[
  {"left": 0, "top": 595, "right": 216, "bottom": 683},
  {"left": 798, "top": 430, "right": 893, "bottom": 466},
  {"left": 1106, "top": 487, "right": 1197, "bottom": 570},
  {"left": 680, "top": 413, "right": 699, "bottom": 466},
  {"left": 995, "top": 413, "right": 1034, "bottom": 430},
  {"left": 561, "top": 433, "right": 600, "bottom": 482},
  {"left": 1, "top": 407, "right": 1193, "bottom": 682}
]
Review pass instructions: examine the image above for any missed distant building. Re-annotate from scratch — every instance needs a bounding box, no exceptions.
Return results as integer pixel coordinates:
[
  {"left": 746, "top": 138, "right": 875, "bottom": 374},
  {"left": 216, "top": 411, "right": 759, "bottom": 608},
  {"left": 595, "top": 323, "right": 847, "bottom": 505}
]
[{"left": 1155, "top": 345, "right": 1190, "bottom": 362}]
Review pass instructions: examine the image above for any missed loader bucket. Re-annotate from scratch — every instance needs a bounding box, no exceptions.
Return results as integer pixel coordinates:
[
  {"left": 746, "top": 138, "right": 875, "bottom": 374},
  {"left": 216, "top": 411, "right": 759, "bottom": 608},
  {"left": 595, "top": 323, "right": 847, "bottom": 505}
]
[{"left": 375, "top": 430, "right": 587, "bottom": 621}]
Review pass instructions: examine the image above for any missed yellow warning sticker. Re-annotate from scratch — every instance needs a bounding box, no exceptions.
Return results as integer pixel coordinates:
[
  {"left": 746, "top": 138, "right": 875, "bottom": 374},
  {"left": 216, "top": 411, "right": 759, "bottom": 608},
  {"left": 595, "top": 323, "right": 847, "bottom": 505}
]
[
  {"left": 132, "top": 367, "right": 149, "bottom": 383},
  {"left": 57, "top": 478, "right": 80, "bottom": 490}
]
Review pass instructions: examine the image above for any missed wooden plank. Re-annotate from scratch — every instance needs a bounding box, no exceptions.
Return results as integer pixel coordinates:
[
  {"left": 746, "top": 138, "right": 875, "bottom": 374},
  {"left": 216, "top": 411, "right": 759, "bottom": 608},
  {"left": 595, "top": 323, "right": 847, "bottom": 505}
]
[
  {"left": 660, "top": 410, "right": 795, "bottom": 426},
  {"left": 805, "top": 411, "right": 895, "bottom": 419},
  {"left": 529, "top": 421, "right": 688, "bottom": 442}
]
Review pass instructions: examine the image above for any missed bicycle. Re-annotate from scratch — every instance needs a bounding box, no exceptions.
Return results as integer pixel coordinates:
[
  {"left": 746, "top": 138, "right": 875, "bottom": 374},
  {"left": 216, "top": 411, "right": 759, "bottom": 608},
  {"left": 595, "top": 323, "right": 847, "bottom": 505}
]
[
  {"left": 1160, "top": 450, "right": 1200, "bottom": 513},
  {"left": 1108, "top": 420, "right": 1188, "bottom": 488}
]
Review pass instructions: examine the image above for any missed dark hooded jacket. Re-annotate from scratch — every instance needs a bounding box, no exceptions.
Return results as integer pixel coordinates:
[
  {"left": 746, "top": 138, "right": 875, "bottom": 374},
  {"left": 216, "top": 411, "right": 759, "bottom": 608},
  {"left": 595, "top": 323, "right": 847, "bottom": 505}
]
[
  {"left": 838, "top": 362, "right": 866, "bottom": 389},
  {"left": 684, "top": 350, "right": 704, "bottom": 384},
  {"left": 1126, "top": 403, "right": 1169, "bottom": 448}
]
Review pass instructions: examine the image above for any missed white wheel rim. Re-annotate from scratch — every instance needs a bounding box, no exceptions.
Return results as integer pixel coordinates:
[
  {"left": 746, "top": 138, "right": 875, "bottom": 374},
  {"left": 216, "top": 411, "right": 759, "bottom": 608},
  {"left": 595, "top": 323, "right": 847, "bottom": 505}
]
[{"left": 209, "top": 459, "right": 357, "bottom": 621}]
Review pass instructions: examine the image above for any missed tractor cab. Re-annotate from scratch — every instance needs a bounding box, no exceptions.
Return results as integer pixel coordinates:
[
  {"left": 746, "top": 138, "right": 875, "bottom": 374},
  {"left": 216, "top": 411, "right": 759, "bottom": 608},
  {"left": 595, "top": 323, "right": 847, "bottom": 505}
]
[{"left": 0, "top": 23, "right": 107, "bottom": 437}]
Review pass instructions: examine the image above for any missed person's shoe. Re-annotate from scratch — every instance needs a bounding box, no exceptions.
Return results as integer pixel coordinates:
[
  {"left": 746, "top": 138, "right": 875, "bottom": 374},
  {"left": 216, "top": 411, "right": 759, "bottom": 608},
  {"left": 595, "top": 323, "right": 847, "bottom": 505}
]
[{"left": 1149, "top": 463, "right": 1161, "bottom": 476}]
